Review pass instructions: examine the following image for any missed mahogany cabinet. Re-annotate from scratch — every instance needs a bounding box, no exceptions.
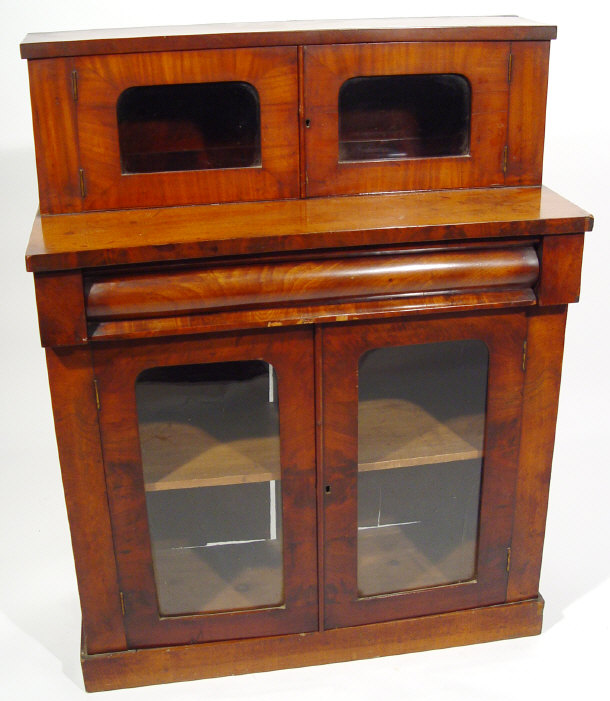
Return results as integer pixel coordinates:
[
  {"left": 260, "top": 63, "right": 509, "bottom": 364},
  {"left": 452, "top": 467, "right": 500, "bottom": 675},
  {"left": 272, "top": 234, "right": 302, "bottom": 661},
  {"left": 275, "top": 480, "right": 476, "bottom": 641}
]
[
  {"left": 22, "top": 17, "right": 594, "bottom": 692},
  {"left": 24, "top": 17, "right": 551, "bottom": 212}
]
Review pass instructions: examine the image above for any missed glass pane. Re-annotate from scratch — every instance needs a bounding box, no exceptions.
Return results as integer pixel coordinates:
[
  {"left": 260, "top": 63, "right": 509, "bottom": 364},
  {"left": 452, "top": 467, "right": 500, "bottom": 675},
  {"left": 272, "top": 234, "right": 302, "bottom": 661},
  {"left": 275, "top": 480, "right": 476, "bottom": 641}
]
[
  {"left": 117, "top": 82, "right": 261, "bottom": 173},
  {"left": 339, "top": 74, "right": 470, "bottom": 163},
  {"left": 357, "top": 341, "right": 488, "bottom": 596},
  {"left": 135, "top": 360, "right": 282, "bottom": 615}
]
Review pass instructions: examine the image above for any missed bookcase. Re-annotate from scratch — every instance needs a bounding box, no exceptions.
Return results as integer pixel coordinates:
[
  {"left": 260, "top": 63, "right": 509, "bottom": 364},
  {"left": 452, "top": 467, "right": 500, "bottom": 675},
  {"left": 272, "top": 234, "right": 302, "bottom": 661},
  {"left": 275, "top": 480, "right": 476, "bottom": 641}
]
[{"left": 22, "top": 17, "right": 593, "bottom": 691}]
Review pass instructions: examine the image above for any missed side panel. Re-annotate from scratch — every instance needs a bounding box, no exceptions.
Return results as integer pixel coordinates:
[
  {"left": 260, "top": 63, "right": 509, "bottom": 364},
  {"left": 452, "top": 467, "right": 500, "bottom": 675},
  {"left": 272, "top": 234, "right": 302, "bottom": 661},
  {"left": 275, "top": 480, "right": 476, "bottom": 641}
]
[
  {"left": 507, "top": 306, "right": 568, "bottom": 600},
  {"left": 46, "top": 347, "right": 126, "bottom": 653},
  {"left": 27, "top": 58, "right": 82, "bottom": 214},
  {"left": 505, "top": 41, "right": 550, "bottom": 186}
]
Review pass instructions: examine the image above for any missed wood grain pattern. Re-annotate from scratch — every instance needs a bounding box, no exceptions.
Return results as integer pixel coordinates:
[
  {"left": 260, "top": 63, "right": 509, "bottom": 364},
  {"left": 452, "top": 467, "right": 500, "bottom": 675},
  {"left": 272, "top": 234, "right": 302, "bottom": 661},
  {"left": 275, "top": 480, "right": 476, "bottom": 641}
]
[
  {"left": 507, "top": 307, "right": 567, "bottom": 601},
  {"left": 357, "top": 524, "right": 477, "bottom": 595},
  {"left": 92, "top": 328, "right": 318, "bottom": 648},
  {"left": 88, "top": 288, "right": 536, "bottom": 342},
  {"left": 81, "top": 596, "right": 544, "bottom": 691},
  {"left": 85, "top": 246, "right": 539, "bottom": 321},
  {"left": 34, "top": 271, "right": 87, "bottom": 347},
  {"left": 321, "top": 311, "right": 526, "bottom": 629},
  {"left": 45, "top": 347, "right": 126, "bottom": 654},
  {"left": 505, "top": 42, "right": 550, "bottom": 186},
  {"left": 27, "top": 60, "right": 82, "bottom": 214},
  {"left": 151, "top": 538, "right": 283, "bottom": 615},
  {"left": 304, "top": 42, "right": 509, "bottom": 196},
  {"left": 21, "top": 17, "right": 557, "bottom": 60},
  {"left": 73, "top": 46, "right": 298, "bottom": 211},
  {"left": 26, "top": 186, "right": 594, "bottom": 273},
  {"left": 537, "top": 234, "right": 585, "bottom": 305}
]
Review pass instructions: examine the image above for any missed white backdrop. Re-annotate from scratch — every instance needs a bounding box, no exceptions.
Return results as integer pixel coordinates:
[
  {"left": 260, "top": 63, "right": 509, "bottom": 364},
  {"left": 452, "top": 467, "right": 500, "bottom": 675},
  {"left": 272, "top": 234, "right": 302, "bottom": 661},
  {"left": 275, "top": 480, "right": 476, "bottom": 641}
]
[{"left": 1, "top": 2, "right": 608, "bottom": 699}]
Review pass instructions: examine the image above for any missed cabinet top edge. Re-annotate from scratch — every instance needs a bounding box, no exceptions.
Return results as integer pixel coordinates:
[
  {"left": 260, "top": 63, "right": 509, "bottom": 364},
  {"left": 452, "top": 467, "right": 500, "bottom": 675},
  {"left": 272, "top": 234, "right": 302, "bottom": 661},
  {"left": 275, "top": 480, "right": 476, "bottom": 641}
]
[
  {"left": 25, "top": 187, "right": 592, "bottom": 274},
  {"left": 20, "top": 16, "right": 556, "bottom": 60}
]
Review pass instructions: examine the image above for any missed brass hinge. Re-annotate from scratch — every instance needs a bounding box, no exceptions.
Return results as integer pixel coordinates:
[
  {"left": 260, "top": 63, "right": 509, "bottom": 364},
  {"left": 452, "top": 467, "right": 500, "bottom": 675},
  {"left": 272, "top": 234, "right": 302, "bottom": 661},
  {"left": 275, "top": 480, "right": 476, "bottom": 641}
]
[
  {"left": 507, "top": 53, "right": 513, "bottom": 83},
  {"left": 522, "top": 340, "right": 528, "bottom": 372},
  {"left": 79, "top": 168, "right": 86, "bottom": 198},
  {"left": 119, "top": 591, "right": 126, "bottom": 616},
  {"left": 506, "top": 547, "right": 512, "bottom": 573},
  {"left": 502, "top": 145, "right": 508, "bottom": 174},
  {"left": 93, "top": 378, "right": 100, "bottom": 410},
  {"left": 71, "top": 70, "right": 78, "bottom": 101}
]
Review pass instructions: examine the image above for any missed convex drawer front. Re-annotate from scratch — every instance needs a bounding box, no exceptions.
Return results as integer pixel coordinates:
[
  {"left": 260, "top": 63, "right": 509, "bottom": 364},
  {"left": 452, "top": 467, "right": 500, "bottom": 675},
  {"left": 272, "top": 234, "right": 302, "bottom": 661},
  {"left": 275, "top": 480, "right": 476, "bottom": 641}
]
[{"left": 85, "top": 244, "right": 540, "bottom": 322}]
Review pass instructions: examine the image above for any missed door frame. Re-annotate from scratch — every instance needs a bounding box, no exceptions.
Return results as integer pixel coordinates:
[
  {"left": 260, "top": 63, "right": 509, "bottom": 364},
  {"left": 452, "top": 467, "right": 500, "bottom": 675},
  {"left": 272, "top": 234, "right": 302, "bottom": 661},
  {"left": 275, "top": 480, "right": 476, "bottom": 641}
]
[
  {"left": 304, "top": 41, "right": 509, "bottom": 197},
  {"left": 75, "top": 45, "right": 300, "bottom": 210},
  {"left": 93, "top": 327, "right": 317, "bottom": 648},
  {"left": 320, "top": 311, "right": 526, "bottom": 629}
]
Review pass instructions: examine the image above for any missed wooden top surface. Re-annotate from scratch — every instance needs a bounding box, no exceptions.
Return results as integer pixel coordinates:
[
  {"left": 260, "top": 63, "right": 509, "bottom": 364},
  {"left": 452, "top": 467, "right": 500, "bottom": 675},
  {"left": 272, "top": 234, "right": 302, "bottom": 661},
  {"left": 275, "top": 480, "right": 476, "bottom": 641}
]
[
  {"left": 20, "top": 17, "right": 556, "bottom": 60},
  {"left": 25, "top": 186, "right": 593, "bottom": 273}
]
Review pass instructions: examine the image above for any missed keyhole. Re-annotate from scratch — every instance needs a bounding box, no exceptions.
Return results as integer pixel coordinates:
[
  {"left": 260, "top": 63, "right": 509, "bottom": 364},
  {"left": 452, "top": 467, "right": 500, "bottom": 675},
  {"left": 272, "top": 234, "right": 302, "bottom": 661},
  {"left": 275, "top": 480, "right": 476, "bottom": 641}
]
[
  {"left": 325, "top": 485, "right": 331, "bottom": 494},
  {"left": 305, "top": 118, "right": 311, "bottom": 128}
]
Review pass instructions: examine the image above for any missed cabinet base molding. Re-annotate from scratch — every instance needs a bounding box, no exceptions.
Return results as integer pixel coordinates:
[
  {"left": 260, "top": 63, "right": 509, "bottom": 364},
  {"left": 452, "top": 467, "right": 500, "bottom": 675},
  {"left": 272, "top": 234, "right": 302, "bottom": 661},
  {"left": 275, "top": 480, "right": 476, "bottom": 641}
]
[{"left": 81, "top": 596, "right": 544, "bottom": 692}]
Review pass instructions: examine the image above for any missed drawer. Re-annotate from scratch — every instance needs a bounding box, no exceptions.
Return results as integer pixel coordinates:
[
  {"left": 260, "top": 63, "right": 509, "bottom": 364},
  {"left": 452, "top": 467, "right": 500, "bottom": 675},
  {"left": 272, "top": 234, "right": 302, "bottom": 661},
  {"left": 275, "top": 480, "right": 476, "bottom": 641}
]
[{"left": 85, "top": 244, "right": 539, "bottom": 324}]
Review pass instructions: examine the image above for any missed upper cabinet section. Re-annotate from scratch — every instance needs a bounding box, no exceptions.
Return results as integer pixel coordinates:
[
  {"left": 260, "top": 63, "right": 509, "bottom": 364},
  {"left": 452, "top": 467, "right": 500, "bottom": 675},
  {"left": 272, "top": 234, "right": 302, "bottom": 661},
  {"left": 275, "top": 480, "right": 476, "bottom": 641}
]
[{"left": 22, "top": 18, "right": 555, "bottom": 214}]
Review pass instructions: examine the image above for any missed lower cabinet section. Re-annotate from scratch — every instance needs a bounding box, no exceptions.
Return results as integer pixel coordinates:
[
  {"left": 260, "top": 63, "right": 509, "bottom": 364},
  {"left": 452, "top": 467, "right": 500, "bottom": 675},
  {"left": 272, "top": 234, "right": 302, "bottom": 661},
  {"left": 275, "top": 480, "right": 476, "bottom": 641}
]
[
  {"left": 35, "top": 274, "right": 578, "bottom": 693},
  {"left": 77, "top": 308, "right": 544, "bottom": 686}
]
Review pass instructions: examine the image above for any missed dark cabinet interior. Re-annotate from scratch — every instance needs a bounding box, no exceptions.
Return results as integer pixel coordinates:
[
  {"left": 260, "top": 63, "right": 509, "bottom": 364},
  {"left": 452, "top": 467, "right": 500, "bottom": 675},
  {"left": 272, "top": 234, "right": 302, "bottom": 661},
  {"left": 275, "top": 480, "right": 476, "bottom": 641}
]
[
  {"left": 136, "top": 360, "right": 282, "bottom": 616},
  {"left": 338, "top": 73, "right": 471, "bottom": 162},
  {"left": 117, "top": 81, "right": 262, "bottom": 174},
  {"left": 355, "top": 340, "right": 486, "bottom": 596}
]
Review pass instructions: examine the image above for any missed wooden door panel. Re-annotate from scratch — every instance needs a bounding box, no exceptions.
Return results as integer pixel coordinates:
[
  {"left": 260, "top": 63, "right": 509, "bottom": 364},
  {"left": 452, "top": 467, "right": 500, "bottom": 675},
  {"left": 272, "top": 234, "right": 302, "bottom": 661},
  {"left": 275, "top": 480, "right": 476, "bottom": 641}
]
[
  {"left": 75, "top": 46, "right": 299, "bottom": 210},
  {"left": 321, "top": 312, "right": 526, "bottom": 628},
  {"left": 304, "top": 42, "right": 509, "bottom": 197},
  {"left": 93, "top": 328, "right": 317, "bottom": 647}
]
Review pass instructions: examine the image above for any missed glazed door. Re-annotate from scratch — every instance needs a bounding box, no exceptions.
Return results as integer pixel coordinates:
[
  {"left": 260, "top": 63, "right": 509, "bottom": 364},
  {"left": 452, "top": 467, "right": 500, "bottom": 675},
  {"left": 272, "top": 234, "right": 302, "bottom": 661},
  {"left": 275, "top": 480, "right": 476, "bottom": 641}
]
[
  {"left": 74, "top": 46, "right": 299, "bottom": 209},
  {"left": 321, "top": 312, "right": 526, "bottom": 628},
  {"left": 304, "top": 42, "right": 509, "bottom": 197},
  {"left": 93, "top": 328, "right": 317, "bottom": 647}
]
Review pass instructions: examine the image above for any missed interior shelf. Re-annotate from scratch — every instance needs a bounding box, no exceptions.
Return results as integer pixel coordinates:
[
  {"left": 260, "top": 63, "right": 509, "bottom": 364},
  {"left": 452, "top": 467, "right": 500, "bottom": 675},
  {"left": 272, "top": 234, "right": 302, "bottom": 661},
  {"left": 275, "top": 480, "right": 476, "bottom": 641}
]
[
  {"left": 358, "top": 341, "right": 486, "bottom": 473},
  {"left": 137, "top": 378, "right": 281, "bottom": 492},
  {"left": 358, "top": 397, "right": 483, "bottom": 472},
  {"left": 137, "top": 381, "right": 483, "bottom": 491}
]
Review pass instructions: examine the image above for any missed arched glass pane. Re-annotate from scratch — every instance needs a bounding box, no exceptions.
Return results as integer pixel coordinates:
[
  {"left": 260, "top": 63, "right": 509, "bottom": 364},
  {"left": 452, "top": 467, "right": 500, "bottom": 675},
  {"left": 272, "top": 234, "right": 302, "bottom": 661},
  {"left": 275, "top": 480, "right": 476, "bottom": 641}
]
[
  {"left": 357, "top": 340, "right": 487, "bottom": 596},
  {"left": 339, "top": 74, "right": 471, "bottom": 162},
  {"left": 117, "top": 81, "right": 261, "bottom": 173},
  {"left": 136, "top": 360, "right": 283, "bottom": 615}
]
